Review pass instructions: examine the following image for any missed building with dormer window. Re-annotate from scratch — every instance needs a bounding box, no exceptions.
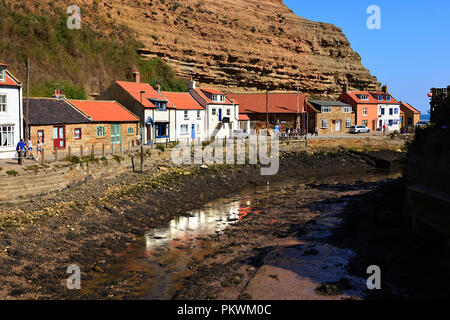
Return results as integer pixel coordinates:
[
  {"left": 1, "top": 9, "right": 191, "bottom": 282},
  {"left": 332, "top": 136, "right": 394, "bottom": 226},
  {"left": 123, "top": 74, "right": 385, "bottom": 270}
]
[{"left": 0, "top": 63, "right": 22, "bottom": 159}]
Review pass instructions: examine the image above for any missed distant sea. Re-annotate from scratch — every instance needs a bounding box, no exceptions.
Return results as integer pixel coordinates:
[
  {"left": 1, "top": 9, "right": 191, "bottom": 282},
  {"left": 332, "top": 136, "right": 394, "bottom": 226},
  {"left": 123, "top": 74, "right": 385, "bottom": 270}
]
[{"left": 421, "top": 114, "right": 430, "bottom": 121}]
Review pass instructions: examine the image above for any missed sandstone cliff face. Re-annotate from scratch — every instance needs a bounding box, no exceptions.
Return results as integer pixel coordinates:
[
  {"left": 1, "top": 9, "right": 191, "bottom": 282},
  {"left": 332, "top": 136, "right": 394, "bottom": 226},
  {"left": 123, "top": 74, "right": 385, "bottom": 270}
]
[
  {"left": 107, "top": 0, "right": 378, "bottom": 96},
  {"left": 7, "top": 0, "right": 378, "bottom": 97}
]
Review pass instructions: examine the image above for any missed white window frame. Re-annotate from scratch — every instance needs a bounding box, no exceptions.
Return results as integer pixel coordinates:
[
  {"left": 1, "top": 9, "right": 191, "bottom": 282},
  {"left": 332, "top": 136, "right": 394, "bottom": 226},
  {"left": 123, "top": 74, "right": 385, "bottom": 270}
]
[
  {"left": 0, "top": 125, "right": 15, "bottom": 147},
  {"left": 321, "top": 106, "right": 331, "bottom": 113},
  {"left": 0, "top": 94, "right": 6, "bottom": 113},
  {"left": 345, "top": 119, "right": 352, "bottom": 128},
  {"left": 180, "top": 124, "right": 189, "bottom": 135},
  {"left": 342, "top": 106, "right": 352, "bottom": 113},
  {"left": 197, "top": 110, "right": 201, "bottom": 119},
  {"left": 321, "top": 119, "right": 328, "bottom": 129},
  {"left": 212, "top": 108, "right": 217, "bottom": 116},
  {"left": 363, "top": 108, "right": 368, "bottom": 116},
  {"left": 184, "top": 110, "right": 189, "bottom": 120},
  {"left": 226, "top": 109, "right": 231, "bottom": 116},
  {"left": 0, "top": 70, "right": 5, "bottom": 82}
]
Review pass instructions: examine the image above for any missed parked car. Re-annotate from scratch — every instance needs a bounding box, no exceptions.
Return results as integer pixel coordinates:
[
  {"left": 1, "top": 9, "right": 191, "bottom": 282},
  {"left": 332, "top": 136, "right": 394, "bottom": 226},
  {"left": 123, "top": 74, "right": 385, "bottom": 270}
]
[
  {"left": 416, "top": 121, "right": 429, "bottom": 128},
  {"left": 232, "top": 129, "right": 250, "bottom": 139},
  {"left": 349, "top": 125, "right": 371, "bottom": 134}
]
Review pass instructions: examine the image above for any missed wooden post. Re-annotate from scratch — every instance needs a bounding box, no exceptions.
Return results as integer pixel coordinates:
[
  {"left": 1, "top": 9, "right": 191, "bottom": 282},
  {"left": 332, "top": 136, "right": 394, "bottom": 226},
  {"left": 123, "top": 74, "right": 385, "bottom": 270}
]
[
  {"left": 91, "top": 144, "right": 95, "bottom": 156},
  {"left": 41, "top": 149, "right": 45, "bottom": 165},
  {"left": 128, "top": 141, "right": 131, "bottom": 153},
  {"left": 55, "top": 149, "right": 58, "bottom": 162},
  {"left": 80, "top": 145, "right": 83, "bottom": 157},
  {"left": 102, "top": 144, "right": 105, "bottom": 156},
  {"left": 120, "top": 142, "right": 123, "bottom": 154},
  {"left": 111, "top": 144, "right": 114, "bottom": 155},
  {"left": 68, "top": 146, "right": 72, "bottom": 157},
  {"left": 19, "top": 150, "right": 23, "bottom": 166},
  {"left": 166, "top": 138, "right": 168, "bottom": 149}
]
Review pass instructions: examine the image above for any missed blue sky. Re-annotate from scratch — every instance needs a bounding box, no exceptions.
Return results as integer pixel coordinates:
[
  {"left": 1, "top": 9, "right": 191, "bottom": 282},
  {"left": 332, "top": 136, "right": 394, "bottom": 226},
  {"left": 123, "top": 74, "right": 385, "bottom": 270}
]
[{"left": 284, "top": 0, "right": 450, "bottom": 114}]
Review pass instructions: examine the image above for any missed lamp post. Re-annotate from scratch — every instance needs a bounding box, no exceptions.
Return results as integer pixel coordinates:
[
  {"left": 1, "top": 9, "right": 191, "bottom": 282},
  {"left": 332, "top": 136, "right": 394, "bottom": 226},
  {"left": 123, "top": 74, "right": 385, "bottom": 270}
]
[{"left": 140, "top": 90, "right": 146, "bottom": 172}]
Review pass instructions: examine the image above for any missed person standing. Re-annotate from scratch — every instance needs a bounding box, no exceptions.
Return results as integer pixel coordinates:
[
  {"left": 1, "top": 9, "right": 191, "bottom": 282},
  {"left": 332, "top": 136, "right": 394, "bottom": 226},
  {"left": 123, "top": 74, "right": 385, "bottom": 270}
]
[
  {"left": 315, "top": 127, "right": 319, "bottom": 137},
  {"left": 16, "top": 138, "right": 25, "bottom": 164},
  {"left": 25, "top": 139, "right": 34, "bottom": 159},
  {"left": 36, "top": 138, "right": 44, "bottom": 162}
]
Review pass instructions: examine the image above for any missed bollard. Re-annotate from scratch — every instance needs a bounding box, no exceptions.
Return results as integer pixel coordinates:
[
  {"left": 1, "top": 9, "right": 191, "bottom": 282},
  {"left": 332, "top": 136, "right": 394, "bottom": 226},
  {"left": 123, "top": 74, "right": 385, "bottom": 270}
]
[{"left": 18, "top": 150, "right": 23, "bottom": 165}]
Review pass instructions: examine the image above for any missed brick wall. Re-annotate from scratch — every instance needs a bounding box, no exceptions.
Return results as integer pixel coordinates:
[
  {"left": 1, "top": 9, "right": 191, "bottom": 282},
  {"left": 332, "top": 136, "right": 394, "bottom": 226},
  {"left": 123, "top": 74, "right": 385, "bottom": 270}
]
[{"left": 309, "top": 106, "right": 355, "bottom": 135}]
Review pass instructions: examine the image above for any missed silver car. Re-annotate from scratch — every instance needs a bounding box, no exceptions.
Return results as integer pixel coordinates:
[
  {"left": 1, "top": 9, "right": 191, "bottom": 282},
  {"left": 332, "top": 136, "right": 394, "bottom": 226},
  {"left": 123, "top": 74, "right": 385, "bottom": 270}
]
[
  {"left": 350, "top": 125, "right": 371, "bottom": 134},
  {"left": 232, "top": 129, "right": 250, "bottom": 139}
]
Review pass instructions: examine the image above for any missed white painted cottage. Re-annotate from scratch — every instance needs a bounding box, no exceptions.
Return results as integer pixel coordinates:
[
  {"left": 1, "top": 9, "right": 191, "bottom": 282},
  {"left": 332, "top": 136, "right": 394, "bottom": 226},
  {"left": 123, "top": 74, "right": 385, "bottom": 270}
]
[
  {"left": 0, "top": 63, "right": 22, "bottom": 159},
  {"left": 161, "top": 91, "right": 206, "bottom": 142},
  {"left": 187, "top": 80, "right": 239, "bottom": 140}
]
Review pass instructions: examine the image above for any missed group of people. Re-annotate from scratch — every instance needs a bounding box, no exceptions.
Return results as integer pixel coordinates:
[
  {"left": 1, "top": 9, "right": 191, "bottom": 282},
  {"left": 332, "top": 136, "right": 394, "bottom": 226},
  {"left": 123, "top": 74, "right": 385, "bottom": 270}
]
[
  {"left": 16, "top": 138, "right": 44, "bottom": 163},
  {"left": 279, "top": 128, "right": 308, "bottom": 139}
]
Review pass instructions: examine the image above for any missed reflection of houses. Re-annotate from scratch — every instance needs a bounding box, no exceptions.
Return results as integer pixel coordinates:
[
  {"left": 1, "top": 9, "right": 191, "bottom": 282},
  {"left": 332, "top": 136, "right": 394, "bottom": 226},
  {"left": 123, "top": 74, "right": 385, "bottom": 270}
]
[
  {"left": 28, "top": 97, "right": 139, "bottom": 153},
  {"left": 339, "top": 85, "right": 401, "bottom": 131},
  {"left": 400, "top": 102, "right": 420, "bottom": 127},
  {"left": 430, "top": 85, "right": 449, "bottom": 124},
  {"left": 0, "top": 63, "right": 22, "bottom": 159},
  {"left": 161, "top": 91, "right": 205, "bottom": 141},
  {"left": 306, "top": 100, "right": 355, "bottom": 134},
  {"left": 228, "top": 93, "right": 307, "bottom": 132},
  {"left": 188, "top": 80, "right": 239, "bottom": 139},
  {"left": 98, "top": 71, "right": 176, "bottom": 144}
]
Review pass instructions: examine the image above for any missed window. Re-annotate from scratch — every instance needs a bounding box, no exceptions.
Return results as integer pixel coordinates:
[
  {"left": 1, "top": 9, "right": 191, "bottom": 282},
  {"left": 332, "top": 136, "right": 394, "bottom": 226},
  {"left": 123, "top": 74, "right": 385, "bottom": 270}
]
[
  {"left": 357, "top": 94, "right": 369, "bottom": 101},
  {"left": 321, "top": 106, "right": 331, "bottom": 113},
  {"left": 363, "top": 108, "right": 368, "bottom": 116},
  {"left": 378, "top": 95, "right": 383, "bottom": 101},
  {"left": 96, "top": 126, "right": 105, "bottom": 137},
  {"left": 155, "top": 123, "right": 169, "bottom": 138},
  {"left": 394, "top": 108, "right": 399, "bottom": 115},
  {"left": 389, "top": 120, "right": 393, "bottom": 126},
  {"left": 0, "top": 95, "right": 6, "bottom": 112},
  {"left": 345, "top": 119, "right": 352, "bottom": 128},
  {"left": 180, "top": 124, "right": 188, "bottom": 135},
  {"left": 386, "top": 96, "right": 391, "bottom": 101},
  {"left": 362, "top": 120, "right": 368, "bottom": 127},
  {"left": 196, "top": 124, "right": 201, "bottom": 133},
  {"left": 380, "top": 108, "right": 385, "bottom": 115},
  {"left": 212, "top": 108, "right": 217, "bottom": 116},
  {"left": 321, "top": 119, "right": 328, "bottom": 129},
  {"left": 389, "top": 108, "right": 393, "bottom": 116},
  {"left": 37, "top": 130, "right": 44, "bottom": 143},
  {"left": 184, "top": 110, "right": 189, "bottom": 120},
  {"left": 128, "top": 127, "right": 134, "bottom": 135},
  {"left": 226, "top": 109, "right": 231, "bottom": 116},
  {"left": 342, "top": 106, "right": 352, "bottom": 113},
  {"left": 0, "top": 125, "right": 14, "bottom": 147},
  {"left": 74, "top": 128, "right": 82, "bottom": 140},
  {"left": 0, "top": 70, "right": 4, "bottom": 82},
  {"left": 212, "top": 95, "right": 225, "bottom": 102},
  {"left": 151, "top": 100, "right": 167, "bottom": 111},
  {"left": 197, "top": 110, "right": 201, "bottom": 119}
]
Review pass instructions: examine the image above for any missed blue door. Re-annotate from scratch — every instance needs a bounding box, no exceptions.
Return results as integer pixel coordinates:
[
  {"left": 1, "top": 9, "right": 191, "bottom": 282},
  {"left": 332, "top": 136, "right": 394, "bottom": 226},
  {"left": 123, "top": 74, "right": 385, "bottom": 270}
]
[
  {"left": 191, "top": 124, "right": 195, "bottom": 139},
  {"left": 218, "top": 109, "right": 222, "bottom": 122}
]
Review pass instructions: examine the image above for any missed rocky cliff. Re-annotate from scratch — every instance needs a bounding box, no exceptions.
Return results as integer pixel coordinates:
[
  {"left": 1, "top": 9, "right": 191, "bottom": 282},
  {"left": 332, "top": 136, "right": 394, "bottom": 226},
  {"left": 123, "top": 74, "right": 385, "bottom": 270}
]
[{"left": 3, "top": 0, "right": 378, "bottom": 97}]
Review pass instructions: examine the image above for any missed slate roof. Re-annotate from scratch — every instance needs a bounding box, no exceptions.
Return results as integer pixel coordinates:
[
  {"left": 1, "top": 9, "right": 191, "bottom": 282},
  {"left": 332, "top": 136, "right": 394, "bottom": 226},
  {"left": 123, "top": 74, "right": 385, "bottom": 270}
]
[
  {"left": 27, "top": 98, "right": 90, "bottom": 126},
  {"left": 309, "top": 100, "right": 351, "bottom": 107}
]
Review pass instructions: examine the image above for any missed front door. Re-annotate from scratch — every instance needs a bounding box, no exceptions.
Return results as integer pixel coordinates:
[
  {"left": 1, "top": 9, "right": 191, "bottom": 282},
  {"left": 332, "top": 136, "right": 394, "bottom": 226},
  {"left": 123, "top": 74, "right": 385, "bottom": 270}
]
[
  {"left": 53, "top": 126, "right": 65, "bottom": 149},
  {"left": 218, "top": 109, "right": 222, "bottom": 122},
  {"left": 111, "top": 124, "right": 121, "bottom": 144},
  {"left": 335, "top": 120, "right": 341, "bottom": 132},
  {"left": 191, "top": 124, "right": 196, "bottom": 139}
]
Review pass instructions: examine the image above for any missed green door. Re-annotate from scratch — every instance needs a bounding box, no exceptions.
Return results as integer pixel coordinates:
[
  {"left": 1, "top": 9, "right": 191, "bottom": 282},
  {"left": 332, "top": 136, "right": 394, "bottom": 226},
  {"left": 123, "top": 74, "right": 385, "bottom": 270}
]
[{"left": 111, "top": 124, "right": 121, "bottom": 144}]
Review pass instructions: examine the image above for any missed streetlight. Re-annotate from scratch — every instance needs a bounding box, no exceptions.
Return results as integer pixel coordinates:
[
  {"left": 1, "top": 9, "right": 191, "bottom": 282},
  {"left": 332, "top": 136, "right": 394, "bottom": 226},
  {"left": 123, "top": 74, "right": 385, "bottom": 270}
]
[{"left": 140, "top": 90, "right": 146, "bottom": 172}]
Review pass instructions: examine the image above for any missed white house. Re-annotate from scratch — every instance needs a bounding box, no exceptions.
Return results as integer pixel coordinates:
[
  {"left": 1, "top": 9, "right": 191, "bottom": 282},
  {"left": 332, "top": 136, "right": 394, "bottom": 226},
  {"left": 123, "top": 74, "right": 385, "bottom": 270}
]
[
  {"left": 0, "top": 63, "right": 22, "bottom": 159},
  {"left": 98, "top": 73, "right": 176, "bottom": 144},
  {"left": 376, "top": 93, "right": 401, "bottom": 131},
  {"left": 187, "top": 80, "right": 239, "bottom": 140},
  {"left": 161, "top": 91, "right": 205, "bottom": 141}
]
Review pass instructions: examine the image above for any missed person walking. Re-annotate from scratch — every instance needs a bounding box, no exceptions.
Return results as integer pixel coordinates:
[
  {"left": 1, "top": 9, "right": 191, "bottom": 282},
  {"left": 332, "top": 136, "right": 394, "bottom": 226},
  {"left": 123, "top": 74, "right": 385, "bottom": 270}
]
[
  {"left": 35, "top": 138, "right": 44, "bottom": 162},
  {"left": 315, "top": 127, "right": 319, "bottom": 137}
]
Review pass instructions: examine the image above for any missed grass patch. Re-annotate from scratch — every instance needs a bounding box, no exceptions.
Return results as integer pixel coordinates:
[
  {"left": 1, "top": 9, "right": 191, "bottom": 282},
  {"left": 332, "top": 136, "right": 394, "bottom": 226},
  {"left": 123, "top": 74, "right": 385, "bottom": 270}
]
[{"left": 6, "top": 170, "right": 18, "bottom": 176}]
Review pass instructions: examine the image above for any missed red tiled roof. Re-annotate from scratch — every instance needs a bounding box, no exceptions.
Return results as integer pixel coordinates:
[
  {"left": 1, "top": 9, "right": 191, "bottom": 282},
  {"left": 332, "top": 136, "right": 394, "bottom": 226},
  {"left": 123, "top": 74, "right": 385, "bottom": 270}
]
[
  {"left": 239, "top": 114, "right": 250, "bottom": 121},
  {"left": 69, "top": 100, "right": 139, "bottom": 122},
  {"left": 228, "top": 93, "right": 306, "bottom": 114},
  {"left": 0, "top": 63, "right": 8, "bottom": 67},
  {"left": 115, "top": 81, "right": 171, "bottom": 109},
  {"left": 345, "top": 91, "right": 399, "bottom": 104},
  {"left": 401, "top": 102, "right": 420, "bottom": 114},
  {"left": 192, "top": 88, "right": 234, "bottom": 105},
  {"left": 161, "top": 92, "right": 204, "bottom": 110},
  {"left": 0, "top": 70, "right": 21, "bottom": 88}
]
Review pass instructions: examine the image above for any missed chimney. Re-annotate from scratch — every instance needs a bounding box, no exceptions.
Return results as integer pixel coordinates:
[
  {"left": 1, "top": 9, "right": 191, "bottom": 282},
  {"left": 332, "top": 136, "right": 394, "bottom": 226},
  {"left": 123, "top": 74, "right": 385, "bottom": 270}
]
[
  {"left": 342, "top": 83, "right": 348, "bottom": 93},
  {"left": 133, "top": 69, "right": 141, "bottom": 83},
  {"left": 382, "top": 84, "right": 388, "bottom": 94},
  {"left": 188, "top": 76, "right": 196, "bottom": 90},
  {"left": 155, "top": 83, "right": 161, "bottom": 92}
]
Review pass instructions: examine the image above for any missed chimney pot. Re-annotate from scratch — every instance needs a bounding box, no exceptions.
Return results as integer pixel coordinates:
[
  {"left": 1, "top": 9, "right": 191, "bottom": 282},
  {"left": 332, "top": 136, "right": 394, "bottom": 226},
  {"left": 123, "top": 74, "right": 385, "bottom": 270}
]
[
  {"left": 382, "top": 84, "right": 388, "bottom": 94},
  {"left": 133, "top": 70, "right": 141, "bottom": 83},
  {"left": 188, "top": 78, "right": 196, "bottom": 90}
]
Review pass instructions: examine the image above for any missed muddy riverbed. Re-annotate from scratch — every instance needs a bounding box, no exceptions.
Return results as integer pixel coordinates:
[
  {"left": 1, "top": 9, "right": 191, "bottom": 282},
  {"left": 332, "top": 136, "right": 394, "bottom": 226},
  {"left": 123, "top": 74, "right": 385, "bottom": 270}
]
[{"left": 0, "top": 150, "right": 447, "bottom": 300}]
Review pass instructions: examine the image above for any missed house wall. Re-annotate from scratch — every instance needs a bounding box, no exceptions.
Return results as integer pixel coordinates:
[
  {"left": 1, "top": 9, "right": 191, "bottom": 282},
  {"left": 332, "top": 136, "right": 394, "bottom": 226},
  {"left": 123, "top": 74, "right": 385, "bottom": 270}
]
[
  {"left": 205, "top": 104, "right": 239, "bottom": 139},
  {"left": 175, "top": 109, "right": 205, "bottom": 141},
  {"left": 0, "top": 85, "right": 22, "bottom": 159},
  {"left": 400, "top": 106, "right": 421, "bottom": 127},
  {"left": 355, "top": 104, "right": 378, "bottom": 130},
  {"left": 245, "top": 113, "right": 297, "bottom": 129},
  {"left": 377, "top": 104, "right": 401, "bottom": 131},
  {"left": 310, "top": 106, "right": 355, "bottom": 135},
  {"left": 30, "top": 122, "right": 139, "bottom": 155},
  {"left": 144, "top": 108, "right": 176, "bottom": 144}
]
